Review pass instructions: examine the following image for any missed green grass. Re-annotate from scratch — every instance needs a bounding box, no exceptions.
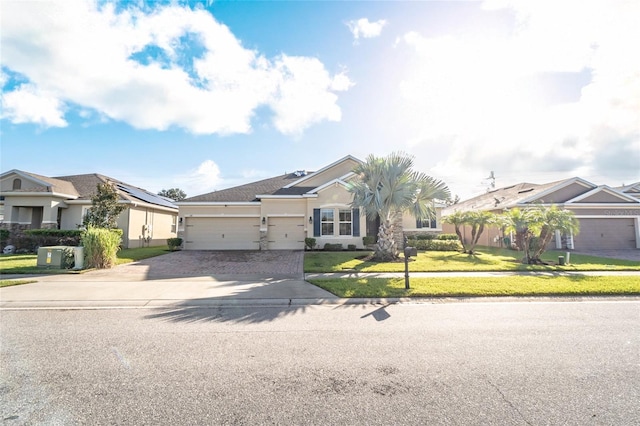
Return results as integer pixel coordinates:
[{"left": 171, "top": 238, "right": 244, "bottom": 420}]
[
  {"left": 115, "top": 246, "right": 171, "bottom": 264},
  {"left": 0, "top": 279, "right": 38, "bottom": 287},
  {"left": 0, "top": 246, "right": 171, "bottom": 274},
  {"left": 304, "top": 246, "right": 640, "bottom": 273},
  {"left": 308, "top": 275, "right": 640, "bottom": 298}
]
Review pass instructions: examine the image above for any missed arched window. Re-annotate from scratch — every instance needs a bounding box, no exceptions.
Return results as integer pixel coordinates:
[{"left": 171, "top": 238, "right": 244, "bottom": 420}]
[{"left": 12, "top": 178, "right": 21, "bottom": 190}]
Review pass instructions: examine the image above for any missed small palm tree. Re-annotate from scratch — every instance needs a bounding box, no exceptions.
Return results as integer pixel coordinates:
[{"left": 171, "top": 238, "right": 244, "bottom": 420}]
[
  {"left": 529, "top": 205, "right": 580, "bottom": 262},
  {"left": 348, "top": 152, "right": 450, "bottom": 261}
]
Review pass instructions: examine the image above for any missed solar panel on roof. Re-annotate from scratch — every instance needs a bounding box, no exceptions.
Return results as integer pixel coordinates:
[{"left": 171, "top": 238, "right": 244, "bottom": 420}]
[{"left": 116, "top": 184, "right": 177, "bottom": 209}]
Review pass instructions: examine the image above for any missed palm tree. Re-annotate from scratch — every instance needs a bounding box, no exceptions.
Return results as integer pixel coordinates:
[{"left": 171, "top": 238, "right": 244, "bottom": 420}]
[
  {"left": 442, "top": 211, "right": 468, "bottom": 252},
  {"left": 529, "top": 205, "right": 580, "bottom": 263},
  {"left": 348, "top": 152, "right": 450, "bottom": 261},
  {"left": 497, "top": 208, "right": 534, "bottom": 263},
  {"left": 465, "top": 211, "right": 495, "bottom": 254}
]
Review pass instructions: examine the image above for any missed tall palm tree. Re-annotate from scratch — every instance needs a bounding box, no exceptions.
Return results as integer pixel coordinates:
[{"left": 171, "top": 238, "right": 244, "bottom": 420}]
[{"left": 348, "top": 152, "right": 450, "bottom": 261}]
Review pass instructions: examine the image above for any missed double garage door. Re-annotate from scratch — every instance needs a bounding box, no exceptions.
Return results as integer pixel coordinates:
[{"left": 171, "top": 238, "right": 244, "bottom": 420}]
[
  {"left": 573, "top": 218, "right": 637, "bottom": 250},
  {"left": 184, "top": 216, "right": 305, "bottom": 250},
  {"left": 184, "top": 217, "right": 260, "bottom": 250}
]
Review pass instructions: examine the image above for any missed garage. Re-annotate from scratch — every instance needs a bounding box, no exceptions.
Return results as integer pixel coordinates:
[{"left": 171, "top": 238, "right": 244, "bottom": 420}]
[
  {"left": 267, "top": 217, "right": 306, "bottom": 250},
  {"left": 573, "top": 218, "right": 637, "bottom": 250},
  {"left": 184, "top": 217, "right": 260, "bottom": 250}
]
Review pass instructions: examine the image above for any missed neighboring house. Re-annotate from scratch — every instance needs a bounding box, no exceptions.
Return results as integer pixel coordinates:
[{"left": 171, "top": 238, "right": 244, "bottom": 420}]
[
  {"left": 177, "top": 155, "right": 446, "bottom": 250},
  {"left": 0, "top": 170, "right": 178, "bottom": 248},
  {"left": 442, "top": 177, "right": 640, "bottom": 251}
]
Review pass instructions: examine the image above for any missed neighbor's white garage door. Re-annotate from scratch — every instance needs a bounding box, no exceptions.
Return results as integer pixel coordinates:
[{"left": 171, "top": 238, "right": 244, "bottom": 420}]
[
  {"left": 573, "top": 218, "right": 636, "bottom": 250},
  {"left": 267, "top": 217, "right": 305, "bottom": 250},
  {"left": 184, "top": 217, "right": 260, "bottom": 250}
]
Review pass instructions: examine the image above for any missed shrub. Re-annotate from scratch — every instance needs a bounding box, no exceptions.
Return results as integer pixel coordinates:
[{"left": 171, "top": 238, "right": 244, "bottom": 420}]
[
  {"left": 437, "top": 234, "right": 459, "bottom": 240},
  {"left": 23, "top": 229, "right": 82, "bottom": 249},
  {"left": 406, "top": 239, "right": 462, "bottom": 251},
  {"left": 347, "top": 244, "right": 356, "bottom": 251},
  {"left": 0, "top": 229, "right": 9, "bottom": 246},
  {"left": 81, "top": 227, "right": 123, "bottom": 269},
  {"left": 415, "top": 233, "right": 436, "bottom": 240},
  {"left": 167, "top": 238, "right": 183, "bottom": 251},
  {"left": 323, "top": 243, "right": 343, "bottom": 251},
  {"left": 304, "top": 237, "right": 317, "bottom": 250},
  {"left": 362, "top": 236, "right": 376, "bottom": 246}
]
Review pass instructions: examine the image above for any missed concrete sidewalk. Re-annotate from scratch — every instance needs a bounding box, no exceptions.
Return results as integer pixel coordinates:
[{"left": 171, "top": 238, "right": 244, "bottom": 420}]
[{"left": 1, "top": 269, "right": 639, "bottom": 309}]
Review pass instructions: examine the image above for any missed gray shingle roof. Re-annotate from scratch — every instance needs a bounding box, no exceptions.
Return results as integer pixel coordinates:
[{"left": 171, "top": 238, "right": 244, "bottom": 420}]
[
  {"left": 183, "top": 173, "right": 311, "bottom": 202},
  {"left": 443, "top": 180, "right": 565, "bottom": 214}
]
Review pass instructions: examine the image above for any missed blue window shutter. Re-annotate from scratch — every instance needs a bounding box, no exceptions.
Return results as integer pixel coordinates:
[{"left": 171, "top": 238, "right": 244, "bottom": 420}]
[
  {"left": 313, "top": 209, "right": 321, "bottom": 237},
  {"left": 352, "top": 208, "right": 360, "bottom": 237}
]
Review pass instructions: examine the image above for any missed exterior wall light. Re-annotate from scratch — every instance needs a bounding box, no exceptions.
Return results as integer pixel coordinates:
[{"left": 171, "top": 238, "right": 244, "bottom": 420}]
[
  {"left": 262, "top": 217, "right": 266, "bottom": 225},
  {"left": 309, "top": 216, "right": 313, "bottom": 224}
]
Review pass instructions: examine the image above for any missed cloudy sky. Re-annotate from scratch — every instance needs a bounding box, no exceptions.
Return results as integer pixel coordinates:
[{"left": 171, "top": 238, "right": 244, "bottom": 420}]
[{"left": 1, "top": 0, "right": 638, "bottom": 200}]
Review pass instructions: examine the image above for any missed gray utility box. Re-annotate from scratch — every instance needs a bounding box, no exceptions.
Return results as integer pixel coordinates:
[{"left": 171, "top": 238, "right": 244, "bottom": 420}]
[{"left": 37, "top": 246, "right": 68, "bottom": 268}]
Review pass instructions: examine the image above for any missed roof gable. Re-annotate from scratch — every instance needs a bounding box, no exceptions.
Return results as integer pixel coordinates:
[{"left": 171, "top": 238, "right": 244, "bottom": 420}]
[
  {"left": 0, "top": 169, "right": 79, "bottom": 197},
  {"left": 283, "top": 155, "right": 361, "bottom": 189},
  {"left": 520, "top": 177, "right": 595, "bottom": 204},
  {"left": 567, "top": 186, "right": 640, "bottom": 204}
]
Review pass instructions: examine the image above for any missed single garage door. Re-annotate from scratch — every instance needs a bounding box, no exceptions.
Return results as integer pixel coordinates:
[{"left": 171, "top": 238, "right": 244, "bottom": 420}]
[
  {"left": 573, "top": 218, "right": 636, "bottom": 250},
  {"left": 267, "top": 217, "right": 305, "bottom": 250},
  {"left": 184, "top": 217, "right": 260, "bottom": 250}
]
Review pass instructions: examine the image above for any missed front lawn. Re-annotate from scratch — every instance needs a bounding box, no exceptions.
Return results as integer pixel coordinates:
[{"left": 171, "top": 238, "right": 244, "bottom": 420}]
[
  {"left": 308, "top": 275, "right": 640, "bottom": 298},
  {"left": 304, "top": 246, "right": 640, "bottom": 273},
  {"left": 0, "top": 246, "right": 171, "bottom": 274}
]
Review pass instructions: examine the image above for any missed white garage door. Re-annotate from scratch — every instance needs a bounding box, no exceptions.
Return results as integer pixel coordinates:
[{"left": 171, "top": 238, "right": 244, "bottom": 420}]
[
  {"left": 267, "top": 217, "right": 305, "bottom": 250},
  {"left": 184, "top": 217, "right": 260, "bottom": 250},
  {"left": 573, "top": 218, "right": 636, "bottom": 250}
]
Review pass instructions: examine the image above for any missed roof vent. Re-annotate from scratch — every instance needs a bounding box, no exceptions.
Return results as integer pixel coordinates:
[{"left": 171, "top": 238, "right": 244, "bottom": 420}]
[{"left": 294, "top": 170, "right": 307, "bottom": 177}]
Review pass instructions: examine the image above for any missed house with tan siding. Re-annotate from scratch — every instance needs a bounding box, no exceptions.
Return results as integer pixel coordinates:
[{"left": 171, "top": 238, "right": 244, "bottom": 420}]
[
  {"left": 177, "top": 155, "right": 446, "bottom": 250},
  {"left": 442, "top": 178, "right": 640, "bottom": 251},
  {"left": 0, "top": 170, "right": 178, "bottom": 249}
]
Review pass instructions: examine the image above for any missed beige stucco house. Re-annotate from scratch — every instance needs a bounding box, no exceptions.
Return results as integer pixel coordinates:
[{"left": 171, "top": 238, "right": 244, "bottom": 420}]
[
  {"left": 442, "top": 178, "right": 640, "bottom": 251},
  {"left": 177, "top": 155, "right": 446, "bottom": 250},
  {"left": 0, "top": 170, "right": 178, "bottom": 248}
]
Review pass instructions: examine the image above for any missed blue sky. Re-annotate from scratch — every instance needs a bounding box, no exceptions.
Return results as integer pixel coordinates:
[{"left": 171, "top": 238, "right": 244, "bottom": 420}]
[{"left": 1, "top": 0, "right": 639, "bottom": 200}]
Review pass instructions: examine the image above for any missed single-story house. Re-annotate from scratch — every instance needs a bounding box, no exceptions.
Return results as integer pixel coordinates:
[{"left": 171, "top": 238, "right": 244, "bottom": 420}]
[
  {"left": 177, "top": 155, "right": 446, "bottom": 250},
  {"left": 0, "top": 170, "right": 178, "bottom": 248},
  {"left": 441, "top": 177, "right": 640, "bottom": 251}
]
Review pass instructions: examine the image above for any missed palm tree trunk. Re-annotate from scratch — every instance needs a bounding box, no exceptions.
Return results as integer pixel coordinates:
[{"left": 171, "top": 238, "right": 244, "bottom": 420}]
[{"left": 375, "top": 219, "right": 398, "bottom": 261}]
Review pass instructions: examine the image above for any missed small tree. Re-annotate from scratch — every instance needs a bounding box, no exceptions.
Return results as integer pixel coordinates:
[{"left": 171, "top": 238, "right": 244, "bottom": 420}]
[
  {"left": 348, "top": 152, "right": 450, "bottom": 261},
  {"left": 443, "top": 210, "right": 494, "bottom": 254},
  {"left": 158, "top": 188, "right": 187, "bottom": 201},
  {"left": 497, "top": 205, "right": 579, "bottom": 264},
  {"left": 83, "top": 182, "right": 127, "bottom": 229}
]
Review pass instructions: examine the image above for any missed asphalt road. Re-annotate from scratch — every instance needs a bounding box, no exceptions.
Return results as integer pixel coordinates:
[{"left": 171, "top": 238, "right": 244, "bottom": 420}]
[{"left": 2, "top": 300, "right": 639, "bottom": 425}]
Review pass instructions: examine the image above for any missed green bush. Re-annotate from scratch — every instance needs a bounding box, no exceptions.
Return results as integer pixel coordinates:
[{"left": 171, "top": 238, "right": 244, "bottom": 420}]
[
  {"left": 348, "top": 244, "right": 357, "bottom": 251},
  {"left": 81, "top": 227, "right": 123, "bottom": 269},
  {"left": 23, "top": 229, "right": 82, "bottom": 248},
  {"left": 437, "top": 234, "right": 459, "bottom": 240},
  {"left": 167, "top": 238, "right": 183, "bottom": 251},
  {"left": 407, "top": 239, "right": 462, "bottom": 251},
  {"left": 362, "top": 236, "right": 376, "bottom": 246},
  {"left": 305, "top": 237, "right": 317, "bottom": 250},
  {"left": 415, "top": 233, "right": 436, "bottom": 240},
  {"left": 0, "top": 229, "right": 9, "bottom": 246},
  {"left": 323, "top": 243, "right": 344, "bottom": 251}
]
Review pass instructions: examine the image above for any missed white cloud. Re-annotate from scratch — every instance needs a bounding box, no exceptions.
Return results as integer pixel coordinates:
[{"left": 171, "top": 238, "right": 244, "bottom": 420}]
[
  {"left": 347, "top": 18, "right": 387, "bottom": 43},
  {"left": 0, "top": 0, "right": 351, "bottom": 135},
  {"left": 396, "top": 0, "right": 640, "bottom": 198},
  {"left": 269, "top": 56, "right": 352, "bottom": 136},
  {"left": 1, "top": 84, "right": 67, "bottom": 127},
  {"left": 175, "top": 160, "right": 223, "bottom": 195}
]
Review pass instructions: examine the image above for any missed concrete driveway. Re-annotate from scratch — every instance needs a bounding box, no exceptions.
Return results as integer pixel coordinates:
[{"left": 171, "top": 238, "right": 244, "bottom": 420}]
[{"left": 0, "top": 250, "right": 338, "bottom": 308}]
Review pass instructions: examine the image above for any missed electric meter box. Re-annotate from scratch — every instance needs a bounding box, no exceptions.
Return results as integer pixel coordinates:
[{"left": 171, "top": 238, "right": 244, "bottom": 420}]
[{"left": 37, "top": 246, "right": 67, "bottom": 268}]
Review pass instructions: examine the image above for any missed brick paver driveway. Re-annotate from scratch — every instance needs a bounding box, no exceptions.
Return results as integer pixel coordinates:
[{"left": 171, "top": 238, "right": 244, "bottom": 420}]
[{"left": 130, "top": 250, "right": 304, "bottom": 279}]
